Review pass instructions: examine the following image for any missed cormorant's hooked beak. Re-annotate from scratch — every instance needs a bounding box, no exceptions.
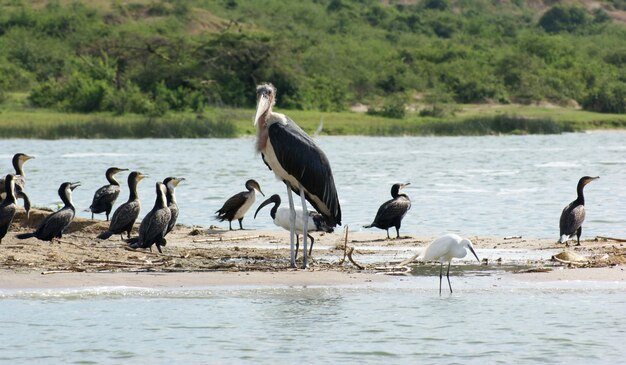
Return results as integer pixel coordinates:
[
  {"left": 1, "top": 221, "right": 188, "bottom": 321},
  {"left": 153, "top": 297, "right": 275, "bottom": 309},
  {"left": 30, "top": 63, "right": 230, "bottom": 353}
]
[
  {"left": 254, "top": 196, "right": 275, "bottom": 219},
  {"left": 23, "top": 155, "right": 35, "bottom": 161},
  {"left": 138, "top": 174, "right": 147, "bottom": 181},
  {"left": 174, "top": 177, "right": 186, "bottom": 187},
  {"left": 69, "top": 182, "right": 81, "bottom": 191},
  {"left": 401, "top": 182, "right": 411, "bottom": 189},
  {"left": 254, "top": 92, "right": 271, "bottom": 127}
]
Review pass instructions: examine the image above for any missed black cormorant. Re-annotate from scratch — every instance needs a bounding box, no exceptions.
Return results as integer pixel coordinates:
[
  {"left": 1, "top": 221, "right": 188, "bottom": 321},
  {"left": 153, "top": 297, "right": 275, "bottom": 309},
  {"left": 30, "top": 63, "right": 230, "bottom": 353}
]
[
  {"left": 364, "top": 183, "right": 411, "bottom": 239},
  {"left": 216, "top": 179, "right": 264, "bottom": 230},
  {"left": 0, "top": 174, "right": 18, "bottom": 243},
  {"left": 16, "top": 182, "right": 80, "bottom": 242},
  {"left": 97, "top": 171, "right": 145, "bottom": 240},
  {"left": 254, "top": 194, "right": 333, "bottom": 258},
  {"left": 254, "top": 83, "right": 341, "bottom": 268},
  {"left": 163, "top": 176, "right": 185, "bottom": 236},
  {"left": 559, "top": 176, "right": 599, "bottom": 246},
  {"left": 89, "top": 167, "right": 128, "bottom": 221},
  {"left": 0, "top": 153, "right": 35, "bottom": 218},
  {"left": 129, "top": 182, "right": 171, "bottom": 253}
]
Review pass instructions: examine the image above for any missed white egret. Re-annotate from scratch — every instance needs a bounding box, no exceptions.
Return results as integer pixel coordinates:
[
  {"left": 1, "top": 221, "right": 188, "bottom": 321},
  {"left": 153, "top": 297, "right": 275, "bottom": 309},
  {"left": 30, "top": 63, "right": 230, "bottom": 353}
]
[{"left": 415, "top": 234, "right": 480, "bottom": 295}]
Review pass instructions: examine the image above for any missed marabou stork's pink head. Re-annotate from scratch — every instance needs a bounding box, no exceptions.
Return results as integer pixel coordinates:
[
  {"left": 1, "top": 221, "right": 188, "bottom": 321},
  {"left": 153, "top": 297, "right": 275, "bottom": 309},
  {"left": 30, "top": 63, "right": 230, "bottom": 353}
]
[{"left": 254, "top": 83, "right": 276, "bottom": 128}]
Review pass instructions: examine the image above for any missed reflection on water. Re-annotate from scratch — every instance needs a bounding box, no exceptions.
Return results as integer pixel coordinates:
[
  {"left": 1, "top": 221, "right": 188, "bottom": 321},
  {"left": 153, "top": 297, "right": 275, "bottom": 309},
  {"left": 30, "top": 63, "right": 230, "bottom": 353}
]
[
  {"left": 0, "top": 285, "right": 625, "bottom": 364},
  {"left": 1, "top": 132, "right": 625, "bottom": 238}
]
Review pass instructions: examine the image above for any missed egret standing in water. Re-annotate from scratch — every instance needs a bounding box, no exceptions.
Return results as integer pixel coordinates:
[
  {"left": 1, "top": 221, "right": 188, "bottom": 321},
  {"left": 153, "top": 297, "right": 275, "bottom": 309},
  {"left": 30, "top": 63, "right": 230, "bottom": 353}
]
[
  {"left": 559, "top": 176, "right": 599, "bottom": 246},
  {"left": 254, "top": 83, "right": 341, "bottom": 268},
  {"left": 254, "top": 194, "right": 334, "bottom": 258},
  {"left": 16, "top": 182, "right": 81, "bottom": 243},
  {"left": 88, "top": 167, "right": 128, "bottom": 221},
  {"left": 364, "top": 182, "right": 411, "bottom": 239},
  {"left": 215, "top": 179, "right": 264, "bottom": 230},
  {"left": 405, "top": 234, "right": 480, "bottom": 295}
]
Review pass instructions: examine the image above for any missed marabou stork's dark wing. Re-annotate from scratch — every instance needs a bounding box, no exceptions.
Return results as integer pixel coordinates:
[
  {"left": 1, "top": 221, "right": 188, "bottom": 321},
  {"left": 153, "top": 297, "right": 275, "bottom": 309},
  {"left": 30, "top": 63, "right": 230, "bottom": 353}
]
[
  {"left": 372, "top": 197, "right": 411, "bottom": 228},
  {"left": 559, "top": 201, "right": 585, "bottom": 237},
  {"left": 267, "top": 119, "right": 341, "bottom": 226},
  {"left": 215, "top": 192, "right": 247, "bottom": 221}
]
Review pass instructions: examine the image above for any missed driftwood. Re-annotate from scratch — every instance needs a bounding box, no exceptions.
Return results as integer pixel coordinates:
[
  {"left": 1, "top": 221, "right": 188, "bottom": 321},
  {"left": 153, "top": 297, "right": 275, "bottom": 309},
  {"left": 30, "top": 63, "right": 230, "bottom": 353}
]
[
  {"left": 347, "top": 247, "right": 364, "bottom": 270},
  {"left": 596, "top": 236, "right": 626, "bottom": 243},
  {"left": 193, "top": 235, "right": 268, "bottom": 243},
  {"left": 338, "top": 226, "right": 349, "bottom": 265},
  {"left": 504, "top": 235, "right": 522, "bottom": 240}
]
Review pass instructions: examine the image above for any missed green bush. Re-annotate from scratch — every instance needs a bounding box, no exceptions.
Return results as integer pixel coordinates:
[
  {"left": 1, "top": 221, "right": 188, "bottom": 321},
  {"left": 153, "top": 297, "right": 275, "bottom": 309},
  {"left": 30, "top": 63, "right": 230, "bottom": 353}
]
[
  {"left": 539, "top": 6, "right": 590, "bottom": 33},
  {"left": 582, "top": 82, "right": 626, "bottom": 114}
]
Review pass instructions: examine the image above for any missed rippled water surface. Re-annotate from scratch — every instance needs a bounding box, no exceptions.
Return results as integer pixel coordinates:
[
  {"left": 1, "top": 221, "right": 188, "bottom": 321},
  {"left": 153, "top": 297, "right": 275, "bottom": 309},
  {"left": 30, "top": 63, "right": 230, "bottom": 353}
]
[
  {"left": 1, "top": 283, "right": 625, "bottom": 364},
  {"left": 2, "top": 132, "right": 624, "bottom": 238}
]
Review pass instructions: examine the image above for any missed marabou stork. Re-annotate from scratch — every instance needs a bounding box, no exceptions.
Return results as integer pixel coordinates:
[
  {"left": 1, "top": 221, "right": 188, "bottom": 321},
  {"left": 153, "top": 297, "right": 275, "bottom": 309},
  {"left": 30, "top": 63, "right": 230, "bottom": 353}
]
[{"left": 254, "top": 83, "right": 341, "bottom": 268}]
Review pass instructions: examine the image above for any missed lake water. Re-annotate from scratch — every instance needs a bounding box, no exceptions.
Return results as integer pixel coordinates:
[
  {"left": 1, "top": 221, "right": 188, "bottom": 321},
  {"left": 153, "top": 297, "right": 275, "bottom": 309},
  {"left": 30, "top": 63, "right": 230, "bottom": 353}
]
[
  {"left": 1, "top": 278, "right": 625, "bottom": 364},
  {"left": 2, "top": 131, "right": 624, "bottom": 238},
  {"left": 2, "top": 132, "right": 626, "bottom": 363}
]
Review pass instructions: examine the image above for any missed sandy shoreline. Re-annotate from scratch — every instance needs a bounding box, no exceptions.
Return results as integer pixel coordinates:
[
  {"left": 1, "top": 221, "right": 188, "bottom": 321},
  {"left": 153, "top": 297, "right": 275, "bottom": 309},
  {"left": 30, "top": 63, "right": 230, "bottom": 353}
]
[{"left": 1, "top": 208, "right": 625, "bottom": 290}]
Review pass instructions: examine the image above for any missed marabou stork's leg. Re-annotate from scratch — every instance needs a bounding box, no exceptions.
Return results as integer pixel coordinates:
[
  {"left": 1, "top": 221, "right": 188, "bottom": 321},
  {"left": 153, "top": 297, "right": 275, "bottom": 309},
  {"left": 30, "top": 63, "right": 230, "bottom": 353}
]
[
  {"left": 285, "top": 182, "right": 297, "bottom": 267},
  {"left": 307, "top": 234, "right": 315, "bottom": 257},
  {"left": 299, "top": 185, "right": 309, "bottom": 269}
]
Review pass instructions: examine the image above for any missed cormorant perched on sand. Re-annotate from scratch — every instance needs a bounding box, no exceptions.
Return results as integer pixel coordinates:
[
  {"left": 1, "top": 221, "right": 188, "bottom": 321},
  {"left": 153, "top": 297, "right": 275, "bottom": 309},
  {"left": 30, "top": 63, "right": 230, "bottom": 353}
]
[
  {"left": 254, "top": 194, "right": 333, "bottom": 258},
  {"left": 129, "top": 182, "right": 171, "bottom": 253},
  {"left": 0, "top": 153, "right": 35, "bottom": 218},
  {"left": 0, "top": 174, "right": 18, "bottom": 243},
  {"left": 89, "top": 167, "right": 128, "bottom": 221},
  {"left": 364, "top": 183, "right": 411, "bottom": 239},
  {"left": 559, "top": 176, "right": 599, "bottom": 246},
  {"left": 16, "top": 182, "right": 80, "bottom": 242},
  {"left": 163, "top": 177, "right": 185, "bottom": 236},
  {"left": 97, "top": 171, "right": 145, "bottom": 240},
  {"left": 216, "top": 179, "right": 264, "bottom": 230}
]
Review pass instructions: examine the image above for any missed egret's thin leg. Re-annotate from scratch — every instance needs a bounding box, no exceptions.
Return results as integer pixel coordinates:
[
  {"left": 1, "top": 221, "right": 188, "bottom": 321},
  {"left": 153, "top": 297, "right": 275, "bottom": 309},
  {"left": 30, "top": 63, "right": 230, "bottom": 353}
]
[
  {"left": 447, "top": 261, "right": 453, "bottom": 294},
  {"left": 286, "top": 182, "right": 296, "bottom": 267},
  {"left": 295, "top": 234, "right": 300, "bottom": 260},
  {"left": 308, "top": 234, "right": 314, "bottom": 256},
  {"left": 299, "top": 185, "right": 309, "bottom": 269},
  {"left": 439, "top": 262, "right": 443, "bottom": 296}
]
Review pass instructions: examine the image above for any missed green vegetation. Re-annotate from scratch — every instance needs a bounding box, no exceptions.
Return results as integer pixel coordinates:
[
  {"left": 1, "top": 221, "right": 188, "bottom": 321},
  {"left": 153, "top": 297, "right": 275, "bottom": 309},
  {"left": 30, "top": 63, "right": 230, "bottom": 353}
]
[{"left": 0, "top": 0, "right": 625, "bottom": 138}]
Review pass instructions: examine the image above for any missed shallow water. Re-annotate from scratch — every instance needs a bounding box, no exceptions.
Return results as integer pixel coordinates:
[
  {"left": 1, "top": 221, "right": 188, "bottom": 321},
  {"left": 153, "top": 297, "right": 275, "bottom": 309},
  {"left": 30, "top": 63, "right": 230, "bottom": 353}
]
[
  {"left": 2, "top": 131, "right": 624, "bottom": 238},
  {"left": 1, "top": 281, "right": 625, "bottom": 364}
]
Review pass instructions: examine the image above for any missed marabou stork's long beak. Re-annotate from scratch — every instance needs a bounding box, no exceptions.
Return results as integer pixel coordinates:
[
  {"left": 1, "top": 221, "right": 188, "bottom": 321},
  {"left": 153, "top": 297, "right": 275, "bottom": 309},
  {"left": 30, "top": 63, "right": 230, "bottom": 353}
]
[{"left": 254, "top": 93, "right": 270, "bottom": 127}]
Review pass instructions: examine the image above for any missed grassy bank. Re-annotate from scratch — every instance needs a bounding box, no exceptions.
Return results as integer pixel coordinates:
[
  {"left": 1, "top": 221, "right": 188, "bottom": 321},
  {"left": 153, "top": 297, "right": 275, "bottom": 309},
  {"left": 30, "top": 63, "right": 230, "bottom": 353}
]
[{"left": 1, "top": 104, "right": 625, "bottom": 139}]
